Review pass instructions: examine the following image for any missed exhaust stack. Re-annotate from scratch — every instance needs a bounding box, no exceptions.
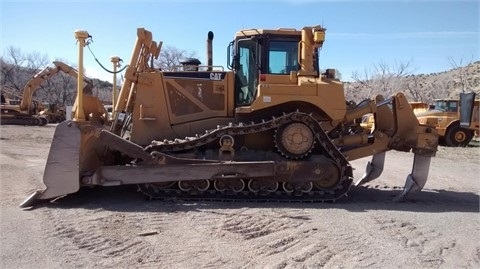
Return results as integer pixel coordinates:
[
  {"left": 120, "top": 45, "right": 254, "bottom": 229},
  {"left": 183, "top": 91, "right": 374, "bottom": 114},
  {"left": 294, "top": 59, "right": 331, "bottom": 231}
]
[{"left": 207, "top": 31, "right": 214, "bottom": 71}]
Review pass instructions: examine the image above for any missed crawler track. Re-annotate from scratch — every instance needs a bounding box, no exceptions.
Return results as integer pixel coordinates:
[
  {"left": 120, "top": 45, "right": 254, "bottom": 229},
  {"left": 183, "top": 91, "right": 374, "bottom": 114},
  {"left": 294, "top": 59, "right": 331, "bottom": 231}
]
[
  {"left": 139, "top": 112, "right": 354, "bottom": 202},
  {"left": 1, "top": 115, "right": 48, "bottom": 126}
]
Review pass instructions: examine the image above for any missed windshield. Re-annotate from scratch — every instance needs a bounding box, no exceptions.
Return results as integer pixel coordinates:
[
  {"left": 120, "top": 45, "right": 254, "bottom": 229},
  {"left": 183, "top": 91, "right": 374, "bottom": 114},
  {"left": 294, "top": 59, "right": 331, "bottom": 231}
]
[{"left": 434, "top": 100, "right": 458, "bottom": 112}]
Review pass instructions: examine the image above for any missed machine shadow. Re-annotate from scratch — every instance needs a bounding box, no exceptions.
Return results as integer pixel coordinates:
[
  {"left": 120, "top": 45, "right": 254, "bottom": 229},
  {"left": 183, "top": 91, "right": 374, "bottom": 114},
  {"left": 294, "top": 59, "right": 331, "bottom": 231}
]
[{"left": 39, "top": 184, "right": 479, "bottom": 213}]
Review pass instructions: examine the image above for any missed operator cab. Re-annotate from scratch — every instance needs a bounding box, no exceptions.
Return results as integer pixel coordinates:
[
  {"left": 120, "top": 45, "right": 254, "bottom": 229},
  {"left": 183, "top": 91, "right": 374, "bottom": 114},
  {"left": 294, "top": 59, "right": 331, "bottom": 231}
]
[{"left": 227, "top": 28, "right": 321, "bottom": 107}]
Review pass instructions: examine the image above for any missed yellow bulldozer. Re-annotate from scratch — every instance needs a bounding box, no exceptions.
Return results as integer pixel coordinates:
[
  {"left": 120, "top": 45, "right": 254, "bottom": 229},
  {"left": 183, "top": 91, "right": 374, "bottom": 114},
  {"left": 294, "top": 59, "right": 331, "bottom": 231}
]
[
  {"left": 0, "top": 61, "right": 93, "bottom": 126},
  {"left": 21, "top": 26, "right": 440, "bottom": 207}
]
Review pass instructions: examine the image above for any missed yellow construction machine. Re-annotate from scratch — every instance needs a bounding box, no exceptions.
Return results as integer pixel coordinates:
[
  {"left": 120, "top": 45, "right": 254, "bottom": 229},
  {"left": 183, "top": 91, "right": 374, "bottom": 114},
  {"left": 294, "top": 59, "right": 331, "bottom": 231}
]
[
  {"left": 416, "top": 98, "right": 479, "bottom": 147},
  {"left": 409, "top": 101, "right": 430, "bottom": 114},
  {"left": 1, "top": 86, "right": 47, "bottom": 125},
  {"left": 360, "top": 102, "right": 430, "bottom": 134},
  {"left": 38, "top": 103, "right": 66, "bottom": 123},
  {"left": 21, "top": 26, "right": 439, "bottom": 207},
  {"left": 362, "top": 99, "right": 479, "bottom": 147},
  {"left": 0, "top": 61, "right": 93, "bottom": 125}
]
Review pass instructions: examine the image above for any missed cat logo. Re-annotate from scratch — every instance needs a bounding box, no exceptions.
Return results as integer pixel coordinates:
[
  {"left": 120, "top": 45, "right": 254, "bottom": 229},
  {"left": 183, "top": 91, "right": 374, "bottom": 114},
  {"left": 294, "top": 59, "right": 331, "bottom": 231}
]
[{"left": 210, "top": 73, "right": 222, "bottom": 81}]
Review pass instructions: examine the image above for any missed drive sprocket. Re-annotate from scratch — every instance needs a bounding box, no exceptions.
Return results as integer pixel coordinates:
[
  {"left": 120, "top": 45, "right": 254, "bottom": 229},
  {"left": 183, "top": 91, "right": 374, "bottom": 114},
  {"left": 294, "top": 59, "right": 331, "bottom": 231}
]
[{"left": 275, "top": 122, "right": 314, "bottom": 159}]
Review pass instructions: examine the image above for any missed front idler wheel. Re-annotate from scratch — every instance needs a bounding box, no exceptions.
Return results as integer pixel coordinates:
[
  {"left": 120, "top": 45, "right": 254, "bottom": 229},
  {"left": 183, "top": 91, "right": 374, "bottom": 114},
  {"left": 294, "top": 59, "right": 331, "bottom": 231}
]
[{"left": 311, "top": 161, "right": 341, "bottom": 190}]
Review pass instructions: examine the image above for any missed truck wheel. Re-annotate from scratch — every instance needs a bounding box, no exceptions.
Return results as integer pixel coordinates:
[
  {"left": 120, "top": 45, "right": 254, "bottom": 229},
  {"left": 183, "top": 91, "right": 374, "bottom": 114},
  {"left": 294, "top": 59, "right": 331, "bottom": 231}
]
[{"left": 444, "top": 124, "right": 474, "bottom": 147}]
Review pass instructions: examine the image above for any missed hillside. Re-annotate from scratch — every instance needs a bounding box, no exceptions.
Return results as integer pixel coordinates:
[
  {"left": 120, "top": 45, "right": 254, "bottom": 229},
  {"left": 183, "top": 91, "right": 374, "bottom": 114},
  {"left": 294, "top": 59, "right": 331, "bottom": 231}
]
[{"left": 344, "top": 61, "right": 480, "bottom": 103}]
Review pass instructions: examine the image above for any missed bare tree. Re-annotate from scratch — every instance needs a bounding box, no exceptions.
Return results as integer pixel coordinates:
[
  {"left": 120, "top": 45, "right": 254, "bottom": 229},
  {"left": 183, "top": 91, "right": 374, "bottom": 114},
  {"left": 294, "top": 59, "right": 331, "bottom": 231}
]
[
  {"left": 448, "top": 57, "right": 474, "bottom": 93},
  {"left": 26, "top": 51, "right": 50, "bottom": 72},
  {"left": 0, "top": 46, "right": 49, "bottom": 93},
  {"left": 1, "top": 47, "right": 27, "bottom": 91},
  {"left": 373, "top": 61, "right": 412, "bottom": 94},
  {"left": 34, "top": 71, "right": 77, "bottom": 106},
  {"left": 155, "top": 46, "right": 198, "bottom": 71},
  {"left": 427, "top": 78, "right": 450, "bottom": 101},
  {"left": 0, "top": 57, "right": 10, "bottom": 86},
  {"left": 405, "top": 75, "right": 425, "bottom": 102},
  {"left": 348, "top": 60, "right": 414, "bottom": 102},
  {"left": 349, "top": 68, "right": 376, "bottom": 100}
]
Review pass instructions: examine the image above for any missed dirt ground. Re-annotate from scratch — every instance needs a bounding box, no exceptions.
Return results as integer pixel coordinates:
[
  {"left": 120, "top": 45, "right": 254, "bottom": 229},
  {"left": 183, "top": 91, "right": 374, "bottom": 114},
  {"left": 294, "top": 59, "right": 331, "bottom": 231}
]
[{"left": 1, "top": 124, "right": 479, "bottom": 269}]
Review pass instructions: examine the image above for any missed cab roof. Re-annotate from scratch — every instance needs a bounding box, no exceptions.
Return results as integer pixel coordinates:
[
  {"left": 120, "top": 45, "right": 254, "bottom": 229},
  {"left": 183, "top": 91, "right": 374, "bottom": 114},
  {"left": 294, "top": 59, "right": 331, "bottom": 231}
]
[{"left": 235, "top": 28, "right": 301, "bottom": 38}]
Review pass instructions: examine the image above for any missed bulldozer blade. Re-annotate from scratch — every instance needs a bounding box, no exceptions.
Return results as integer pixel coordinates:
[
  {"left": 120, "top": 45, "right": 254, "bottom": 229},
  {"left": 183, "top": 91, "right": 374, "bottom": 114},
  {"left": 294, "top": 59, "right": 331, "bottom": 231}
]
[
  {"left": 355, "top": 152, "right": 386, "bottom": 186},
  {"left": 394, "top": 154, "right": 431, "bottom": 201},
  {"left": 20, "top": 121, "right": 81, "bottom": 208}
]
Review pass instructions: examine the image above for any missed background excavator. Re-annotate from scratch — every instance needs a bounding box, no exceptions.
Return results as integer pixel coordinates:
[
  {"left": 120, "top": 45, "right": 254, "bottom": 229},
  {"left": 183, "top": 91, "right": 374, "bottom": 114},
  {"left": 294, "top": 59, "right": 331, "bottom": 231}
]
[
  {"left": 0, "top": 61, "right": 93, "bottom": 126},
  {"left": 21, "top": 26, "right": 439, "bottom": 207},
  {"left": 1, "top": 85, "right": 47, "bottom": 126}
]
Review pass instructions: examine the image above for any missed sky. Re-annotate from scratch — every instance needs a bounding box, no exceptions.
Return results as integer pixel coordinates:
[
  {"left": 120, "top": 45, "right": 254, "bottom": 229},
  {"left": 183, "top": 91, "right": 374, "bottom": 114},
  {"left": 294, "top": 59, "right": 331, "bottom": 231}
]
[{"left": 0, "top": 0, "right": 478, "bottom": 82}]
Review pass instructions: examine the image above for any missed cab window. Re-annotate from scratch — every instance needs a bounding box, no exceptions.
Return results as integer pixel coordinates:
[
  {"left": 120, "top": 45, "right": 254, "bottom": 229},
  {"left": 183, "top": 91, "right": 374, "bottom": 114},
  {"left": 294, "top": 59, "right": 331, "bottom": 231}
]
[
  {"left": 268, "top": 41, "right": 298, "bottom": 74},
  {"left": 447, "top": 101, "right": 458, "bottom": 112}
]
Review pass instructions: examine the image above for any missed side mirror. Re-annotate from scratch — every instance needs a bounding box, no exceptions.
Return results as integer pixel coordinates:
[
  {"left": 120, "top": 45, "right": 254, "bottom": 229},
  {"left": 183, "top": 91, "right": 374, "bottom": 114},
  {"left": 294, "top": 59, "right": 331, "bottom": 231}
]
[{"left": 227, "top": 41, "right": 234, "bottom": 70}]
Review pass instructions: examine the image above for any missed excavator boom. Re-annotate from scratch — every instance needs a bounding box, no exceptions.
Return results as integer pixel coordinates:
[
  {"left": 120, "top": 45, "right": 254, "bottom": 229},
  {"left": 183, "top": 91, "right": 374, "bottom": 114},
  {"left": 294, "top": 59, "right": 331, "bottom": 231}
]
[
  {"left": 1, "top": 61, "right": 94, "bottom": 126},
  {"left": 20, "top": 61, "right": 93, "bottom": 112}
]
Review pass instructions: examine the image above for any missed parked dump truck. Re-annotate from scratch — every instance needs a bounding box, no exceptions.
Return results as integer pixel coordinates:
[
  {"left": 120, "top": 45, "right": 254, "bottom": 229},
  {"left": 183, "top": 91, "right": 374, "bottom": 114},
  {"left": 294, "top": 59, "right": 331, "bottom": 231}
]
[
  {"left": 416, "top": 98, "right": 479, "bottom": 146},
  {"left": 21, "top": 26, "right": 439, "bottom": 207},
  {"left": 409, "top": 101, "right": 430, "bottom": 114}
]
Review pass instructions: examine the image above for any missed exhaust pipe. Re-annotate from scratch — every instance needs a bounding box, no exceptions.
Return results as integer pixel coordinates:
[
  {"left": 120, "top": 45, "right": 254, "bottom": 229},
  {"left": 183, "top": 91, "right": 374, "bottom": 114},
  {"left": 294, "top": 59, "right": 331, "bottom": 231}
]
[{"left": 207, "top": 31, "right": 214, "bottom": 71}]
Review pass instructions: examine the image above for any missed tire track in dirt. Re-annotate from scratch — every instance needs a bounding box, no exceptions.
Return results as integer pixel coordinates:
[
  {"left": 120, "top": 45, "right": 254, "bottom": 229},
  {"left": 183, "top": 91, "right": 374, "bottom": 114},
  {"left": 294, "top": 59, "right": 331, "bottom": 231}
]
[
  {"left": 132, "top": 208, "right": 246, "bottom": 269},
  {"left": 263, "top": 228, "right": 381, "bottom": 269},
  {"left": 215, "top": 208, "right": 382, "bottom": 268},
  {"left": 40, "top": 208, "right": 170, "bottom": 267},
  {"left": 373, "top": 217, "right": 457, "bottom": 268},
  {"left": 221, "top": 215, "right": 289, "bottom": 240},
  {"left": 218, "top": 209, "right": 304, "bottom": 240},
  {"left": 258, "top": 233, "right": 337, "bottom": 269}
]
